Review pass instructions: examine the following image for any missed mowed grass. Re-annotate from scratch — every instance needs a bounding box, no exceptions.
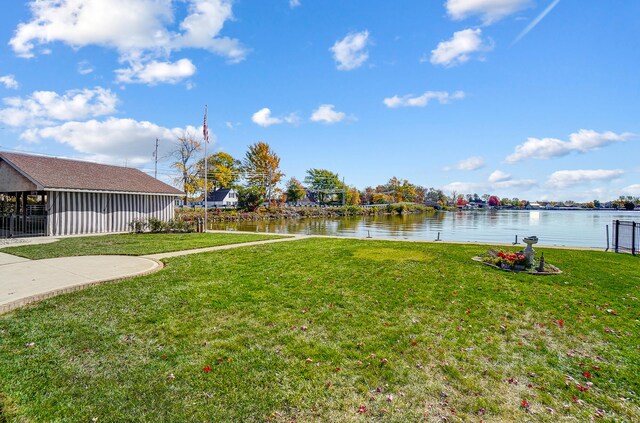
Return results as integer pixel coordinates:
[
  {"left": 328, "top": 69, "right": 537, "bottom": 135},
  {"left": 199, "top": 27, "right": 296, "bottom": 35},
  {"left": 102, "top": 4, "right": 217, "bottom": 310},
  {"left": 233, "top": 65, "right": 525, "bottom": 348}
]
[
  {"left": 0, "top": 238, "right": 638, "bottom": 422},
  {"left": 1, "top": 232, "right": 286, "bottom": 259}
]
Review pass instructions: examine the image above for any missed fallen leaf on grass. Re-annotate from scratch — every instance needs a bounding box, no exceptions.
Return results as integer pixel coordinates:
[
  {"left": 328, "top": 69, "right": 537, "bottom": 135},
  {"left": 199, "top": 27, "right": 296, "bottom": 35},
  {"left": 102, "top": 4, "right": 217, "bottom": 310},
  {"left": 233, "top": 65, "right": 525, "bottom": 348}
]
[
  {"left": 576, "top": 384, "right": 590, "bottom": 392},
  {"left": 358, "top": 406, "right": 367, "bottom": 413},
  {"left": 203, "top": 365, "right": 211, "bottom": 373}
]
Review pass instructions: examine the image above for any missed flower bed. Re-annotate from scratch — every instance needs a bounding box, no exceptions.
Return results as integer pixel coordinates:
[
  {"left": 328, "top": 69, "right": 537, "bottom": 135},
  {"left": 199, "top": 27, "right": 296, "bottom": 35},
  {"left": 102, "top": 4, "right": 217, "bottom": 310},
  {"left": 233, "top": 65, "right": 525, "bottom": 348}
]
[{"left": 473, "top": 248, "right": 562, "bottom": 275}]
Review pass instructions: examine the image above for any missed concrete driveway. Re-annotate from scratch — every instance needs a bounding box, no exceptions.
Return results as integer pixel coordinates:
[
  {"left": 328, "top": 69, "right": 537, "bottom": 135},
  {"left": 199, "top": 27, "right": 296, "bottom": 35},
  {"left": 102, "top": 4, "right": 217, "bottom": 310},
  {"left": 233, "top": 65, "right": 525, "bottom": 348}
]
[{"left": 1, "top": 254, "right": 161, "bottom": 313}]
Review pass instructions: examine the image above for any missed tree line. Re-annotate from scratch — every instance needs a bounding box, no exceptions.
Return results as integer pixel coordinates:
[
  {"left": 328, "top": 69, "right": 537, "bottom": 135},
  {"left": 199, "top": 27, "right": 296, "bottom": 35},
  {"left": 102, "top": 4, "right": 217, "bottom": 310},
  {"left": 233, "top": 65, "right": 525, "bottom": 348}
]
[{"left": 170, "top": 134, "right": 639, "bottom": 211}]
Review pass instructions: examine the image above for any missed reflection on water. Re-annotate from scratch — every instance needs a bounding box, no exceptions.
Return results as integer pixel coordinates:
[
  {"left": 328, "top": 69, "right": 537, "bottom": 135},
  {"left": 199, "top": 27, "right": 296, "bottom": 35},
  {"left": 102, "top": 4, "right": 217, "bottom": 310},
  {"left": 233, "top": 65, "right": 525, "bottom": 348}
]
[{"left": 210, "top": 210, "right": 640, "bottom": 248}]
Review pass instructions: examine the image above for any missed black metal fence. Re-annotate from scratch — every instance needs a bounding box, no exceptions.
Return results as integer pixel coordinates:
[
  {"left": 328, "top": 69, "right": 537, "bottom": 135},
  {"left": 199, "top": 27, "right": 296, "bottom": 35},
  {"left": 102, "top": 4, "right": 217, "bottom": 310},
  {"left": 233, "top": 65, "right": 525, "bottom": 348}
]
[
  {"left": 612, "top": 220, "right": 639, "bottom": 255},
  {"left": 0, "top": 205, "right": 48, "bottom": 238}
]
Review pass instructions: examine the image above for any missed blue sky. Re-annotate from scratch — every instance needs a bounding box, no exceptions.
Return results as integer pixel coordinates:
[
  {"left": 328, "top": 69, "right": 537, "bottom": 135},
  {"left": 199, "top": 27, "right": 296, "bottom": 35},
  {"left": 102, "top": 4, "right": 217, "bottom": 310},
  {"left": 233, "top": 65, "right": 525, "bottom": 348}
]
[{"left": 0, "top": 0, "right": 638, "bottom": 202}]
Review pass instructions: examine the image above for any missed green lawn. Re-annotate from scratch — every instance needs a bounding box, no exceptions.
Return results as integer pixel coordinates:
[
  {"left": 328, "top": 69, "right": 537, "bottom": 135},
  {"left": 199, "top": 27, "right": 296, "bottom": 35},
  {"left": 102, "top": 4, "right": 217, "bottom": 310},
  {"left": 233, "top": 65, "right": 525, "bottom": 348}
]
[
  {"left": 0, "top": 238, "right": 638, "bottom": 421},
  {"left": 1, "top": 232, "right": 286, "bottom": 259}
]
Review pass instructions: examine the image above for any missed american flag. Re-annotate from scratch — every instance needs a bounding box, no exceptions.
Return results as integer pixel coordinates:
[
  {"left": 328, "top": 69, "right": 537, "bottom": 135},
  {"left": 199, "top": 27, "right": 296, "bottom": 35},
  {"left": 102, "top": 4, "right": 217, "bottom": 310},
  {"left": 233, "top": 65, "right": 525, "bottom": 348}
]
[{"left": 203, "top": 105, "right": 209, "bottom": 143}]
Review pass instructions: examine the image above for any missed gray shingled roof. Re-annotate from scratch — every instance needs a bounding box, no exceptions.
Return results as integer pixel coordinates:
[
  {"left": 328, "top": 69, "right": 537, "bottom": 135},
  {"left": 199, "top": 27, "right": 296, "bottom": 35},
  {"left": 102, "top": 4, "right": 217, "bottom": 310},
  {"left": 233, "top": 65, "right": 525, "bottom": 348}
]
[
  {"left": 0, "top": 152, "right": 183, "bottom": 195},
  {"left": 206, "top": 188, "right": 233, "bottom": 202}
]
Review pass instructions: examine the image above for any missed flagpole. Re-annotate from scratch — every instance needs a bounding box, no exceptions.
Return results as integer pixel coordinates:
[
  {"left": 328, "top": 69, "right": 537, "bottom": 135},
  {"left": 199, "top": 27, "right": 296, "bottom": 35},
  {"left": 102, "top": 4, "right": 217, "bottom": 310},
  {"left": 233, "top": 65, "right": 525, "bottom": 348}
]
[{"left": 203, "top": 105, "right": 208, "bottom": 233}]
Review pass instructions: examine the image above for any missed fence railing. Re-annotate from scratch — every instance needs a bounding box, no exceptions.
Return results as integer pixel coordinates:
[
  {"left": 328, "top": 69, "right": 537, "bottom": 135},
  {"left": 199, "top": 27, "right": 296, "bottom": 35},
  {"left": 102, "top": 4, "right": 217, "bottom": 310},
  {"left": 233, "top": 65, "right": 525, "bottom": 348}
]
[
  {"left": 0, "top": 215, "right": 48, "bottom": 238},
  {"left": 612, "top": 220, "right": 639, "bottom": 255}
]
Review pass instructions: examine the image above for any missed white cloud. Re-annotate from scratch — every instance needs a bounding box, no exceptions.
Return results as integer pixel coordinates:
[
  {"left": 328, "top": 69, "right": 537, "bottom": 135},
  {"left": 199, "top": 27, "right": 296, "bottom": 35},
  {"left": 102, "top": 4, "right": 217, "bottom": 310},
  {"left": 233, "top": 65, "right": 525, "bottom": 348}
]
[
  {"left": 444, "top": 156, "right": 485, "bottom": 171},
  {"left": 252, "top": 108, "right": 280, "bottom": 127},
  {"left": 488, "top": 169, "right": 511, "bottom": 183},
  {"left": 446, "top": 0, "right": 532, "bottom": 25},
  {"left": 251, "top": 108, "right": 298, "bottom": 127},
  {"left": 0, "top": 87, "right": 118, "bottom": 127},
  {"left": 330, "top": 31, "right": 370, "bottom": 71},
  {"left": 431, "top": 28, "right": 492, "bottom": 67},
  {"left": 494, "top": 178, "right": 536, "bottom": 189},
  {"left": 310, "top": 104, "right": 347, "bottom": 124},
  {"left": 10, "top": 0, "right": 247, "bottom": 81},
  {"left": 77, "top": 61, "right": 95, "bottom": 75},
  {"left": 621, "top": 184, "right": 640, "bottom": 196},
  {"left": 384, "top": 90, "right": 465, "bottom": 108},
  {"left": 289, "top": 0, "right": 301, "bottom": 8},
  {"left": 20, "top": 117, "right": 203, "bottom": 165},
  {"left": 0, "top": 75, "right": 19, "bottom": 89},
  {"left": 115, "top": 58, "right": 196, "bottom": 85},
  {"left": 442, "top": 175, "right": 536, "bottom": 195},
  {"left": 442, "top": 181, "right": 484, "bottom": 193},
  {"left": 546, "top": 169, "right": 624, "bottom": 189},
  {"left": 505, "top": 129, "right": 634, "bottom": 163}
]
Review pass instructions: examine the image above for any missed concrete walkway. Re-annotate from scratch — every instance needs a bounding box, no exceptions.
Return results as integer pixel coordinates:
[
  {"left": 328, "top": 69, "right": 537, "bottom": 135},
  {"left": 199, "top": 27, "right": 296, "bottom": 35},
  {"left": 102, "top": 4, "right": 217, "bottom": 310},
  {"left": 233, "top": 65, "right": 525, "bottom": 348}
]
[
  {"left": 0, "top": 255, "right": 162, "bottom": 314},
  {"left": 0, "top": 236, "right": 304, "bottom": 314}
]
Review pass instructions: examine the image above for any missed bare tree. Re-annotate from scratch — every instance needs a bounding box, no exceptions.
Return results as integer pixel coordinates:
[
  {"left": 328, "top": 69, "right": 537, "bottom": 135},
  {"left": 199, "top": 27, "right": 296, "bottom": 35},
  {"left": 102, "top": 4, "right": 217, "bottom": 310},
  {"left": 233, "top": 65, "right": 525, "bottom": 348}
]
[{"left": 169, "top": 132, "right": 202, "bottom": 205}]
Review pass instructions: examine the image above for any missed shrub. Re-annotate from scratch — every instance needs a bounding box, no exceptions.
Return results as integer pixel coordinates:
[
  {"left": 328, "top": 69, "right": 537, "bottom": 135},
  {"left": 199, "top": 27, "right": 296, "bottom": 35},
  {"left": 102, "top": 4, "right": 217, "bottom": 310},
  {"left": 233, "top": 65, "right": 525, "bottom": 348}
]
[
  {"left": 168, "top": 219, "right": 195, "bottom": 233},
  {"left": 129, "top": 219, "right": 147, "bottom": 234},
  {"left": 147, "top": 217, "right": 167, "bottom": 233},
  {"left": 128, "top": 218, "right": 194, "bottom": 234}
]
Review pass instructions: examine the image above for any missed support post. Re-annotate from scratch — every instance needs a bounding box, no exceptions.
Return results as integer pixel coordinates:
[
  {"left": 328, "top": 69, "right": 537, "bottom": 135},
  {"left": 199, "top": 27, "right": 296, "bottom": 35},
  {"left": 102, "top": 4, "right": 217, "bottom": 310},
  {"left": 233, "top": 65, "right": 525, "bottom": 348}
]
[
  {"left": 605, "top": 224, "right": 609, "bottom": 252},
  {"left": 22, "top": 192, "right": 28, "bottom": 233},
  {"left": 614, "top": 220, "right": 620, "bottom": 253},
  {"left": 632, "top": 222, "right": 636, "bottom": 256}
]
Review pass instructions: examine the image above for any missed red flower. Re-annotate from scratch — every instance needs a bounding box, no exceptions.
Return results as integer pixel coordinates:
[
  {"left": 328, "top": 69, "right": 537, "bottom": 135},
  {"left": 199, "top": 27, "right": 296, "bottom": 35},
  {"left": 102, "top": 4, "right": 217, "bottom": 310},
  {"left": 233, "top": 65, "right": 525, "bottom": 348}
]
[
  {"left": 583, "top": 371, "right": 592, "bottom": 378},
  {"left": 203, "top": 365, "right": 211, "bottom": 373},
  {"left": 521, "top": 399, "right": 530, "bottom": 409}
]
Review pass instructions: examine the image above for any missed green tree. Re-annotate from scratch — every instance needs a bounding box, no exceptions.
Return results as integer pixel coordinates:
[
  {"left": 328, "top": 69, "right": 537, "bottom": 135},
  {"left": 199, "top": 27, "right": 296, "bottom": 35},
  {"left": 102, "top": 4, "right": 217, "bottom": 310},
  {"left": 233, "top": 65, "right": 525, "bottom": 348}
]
[
  {"left": 241, "top": 142, "right": 284, "bottom": 209},
  {"left": 195, "top": 152, "right": 241, "bottom": 197},
  {"left": 285, "top": 178, "right": 306, "bottom": 204},
  {"left": 304, "top": 168, "right": 345, "bottom": 205},
  {"left": 170, "top": 132, "right": 201, "bottom": 205}
]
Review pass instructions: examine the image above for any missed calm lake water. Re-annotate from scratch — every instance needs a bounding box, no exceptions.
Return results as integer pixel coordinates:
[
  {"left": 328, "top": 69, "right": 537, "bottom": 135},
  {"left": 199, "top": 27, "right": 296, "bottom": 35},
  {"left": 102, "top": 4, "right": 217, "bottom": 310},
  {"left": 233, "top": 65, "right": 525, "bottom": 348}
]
[{"left": 210, "top": 210, "right": 640, "bottom": 248}]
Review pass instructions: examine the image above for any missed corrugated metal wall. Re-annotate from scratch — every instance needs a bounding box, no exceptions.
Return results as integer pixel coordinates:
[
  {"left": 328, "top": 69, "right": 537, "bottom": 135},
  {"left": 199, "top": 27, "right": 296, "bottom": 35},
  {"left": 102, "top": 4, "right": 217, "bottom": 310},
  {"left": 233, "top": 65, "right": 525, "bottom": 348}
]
[{"left": 47, "top": 191, "right": 175, "bottom": 236}]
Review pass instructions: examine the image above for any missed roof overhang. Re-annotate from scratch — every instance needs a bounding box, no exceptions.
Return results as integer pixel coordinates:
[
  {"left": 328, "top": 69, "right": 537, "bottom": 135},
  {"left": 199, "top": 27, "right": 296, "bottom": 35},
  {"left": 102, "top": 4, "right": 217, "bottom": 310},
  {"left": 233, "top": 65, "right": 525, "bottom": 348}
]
[{"left": 46, "top": 188, "right": 183, "bottom": 197}]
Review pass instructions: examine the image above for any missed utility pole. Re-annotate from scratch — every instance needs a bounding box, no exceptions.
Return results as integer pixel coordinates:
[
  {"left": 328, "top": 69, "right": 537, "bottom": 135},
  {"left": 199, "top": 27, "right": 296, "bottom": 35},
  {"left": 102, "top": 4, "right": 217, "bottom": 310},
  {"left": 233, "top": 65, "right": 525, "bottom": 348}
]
[
  {"left": 203, "top": 105, "right": 209, "bottom": 232},
  {"left": 153, "top": 138, "right": 158, "bottom": 179},
  {"left": 267, "top": 169, "right": 272, "bottom": 207}
]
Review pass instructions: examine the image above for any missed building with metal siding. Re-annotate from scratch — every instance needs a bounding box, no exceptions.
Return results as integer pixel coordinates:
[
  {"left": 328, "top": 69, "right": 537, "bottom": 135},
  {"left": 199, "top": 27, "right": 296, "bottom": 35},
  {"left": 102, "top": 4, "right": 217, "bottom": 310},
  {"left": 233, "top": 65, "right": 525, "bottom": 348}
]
[{"left": 0, "top": 152, "right": 183, "bottom": 238}]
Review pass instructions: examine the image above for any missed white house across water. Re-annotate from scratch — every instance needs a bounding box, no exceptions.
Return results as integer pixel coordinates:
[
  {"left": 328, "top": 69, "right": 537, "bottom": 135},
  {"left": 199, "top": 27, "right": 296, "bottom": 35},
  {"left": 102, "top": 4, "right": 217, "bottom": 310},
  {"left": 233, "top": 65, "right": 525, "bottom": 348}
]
[
  {"left": 204, "top": 188, "right": 238, "bottom": 208},
  {"left": 0, "top": 152, "right": 183, "bottom": 237}
]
